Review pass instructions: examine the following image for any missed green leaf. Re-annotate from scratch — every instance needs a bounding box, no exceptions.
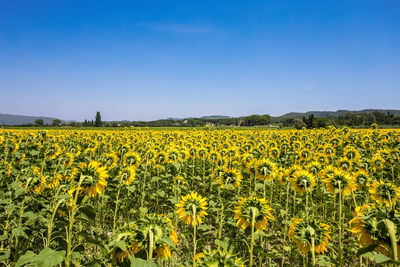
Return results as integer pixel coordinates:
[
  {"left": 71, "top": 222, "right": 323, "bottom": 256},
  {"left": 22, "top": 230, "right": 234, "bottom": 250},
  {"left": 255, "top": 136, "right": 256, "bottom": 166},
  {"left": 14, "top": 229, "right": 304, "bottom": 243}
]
[
  {"left": 23, "top": 211, "right": 38, "bottom": 225},
  {"left": 12, "top": 227, "right": 28, "bottom": 239},
  {"left": 151, "top": 177, "right": 160, "bottom": 182},
  {"left": 214, "top": 239, "right": 229, "bottom": 250},
  {"left": 116, "top": 240, "right": 127, "bottom": 251},
  {"left": 139, "top": 207, "right": 148, "bottom": 218},
  {"left": 356, "top": 243, "right": 378, "bottom": 256},
  {"left": 35, "top": 248, "right": 65, "bottom": 267},
  {"left": 316, "top": 255, "right": 336, "bottom": 266},
  {"left": 197, "top": 224, "right": 210, "bottom": 231},
  {"left": 159, "top": 237, "right": 177, "bottom": 249},
  {"left": 130, "top": 257, "right": 158, "bottom": 267},
  {"left": 361, "top": 252, "right": 392, "bottom": 264},
  {"left": 0, "top": 252, "right": 10, "bottom": 261},
  {"left": 58, "top": 193, "right": 72, "bottom": 200},
  {"left": 283, "top": 245, "right": 291, "bottom": 252},
  {"left": 15, "top": 251, "right": 36, "bottom": 267}
]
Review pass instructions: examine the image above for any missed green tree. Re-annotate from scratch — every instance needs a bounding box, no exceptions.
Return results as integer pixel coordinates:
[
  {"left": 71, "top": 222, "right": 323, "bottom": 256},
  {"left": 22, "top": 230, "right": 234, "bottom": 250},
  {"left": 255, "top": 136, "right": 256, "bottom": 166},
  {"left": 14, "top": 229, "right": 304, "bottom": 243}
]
[
  {"left": 35, "top": 119, "right": 44, "bottom": 126},
  {"left": 52, "top": 119, "right": 62, "bottom": 126},
  {"left": 95, "top": 112, "right": 102, "bottom": 127},
  {"left": 293, "top": 118, "right": 306, "bottom": 129}
]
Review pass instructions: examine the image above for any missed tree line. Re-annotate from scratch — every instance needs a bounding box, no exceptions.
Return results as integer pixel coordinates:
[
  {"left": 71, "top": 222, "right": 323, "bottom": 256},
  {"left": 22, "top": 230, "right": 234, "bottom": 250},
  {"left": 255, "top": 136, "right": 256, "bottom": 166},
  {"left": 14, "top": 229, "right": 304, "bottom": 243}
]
[{"left": 20, "top": 111, "right": 400, "bottom": 128}]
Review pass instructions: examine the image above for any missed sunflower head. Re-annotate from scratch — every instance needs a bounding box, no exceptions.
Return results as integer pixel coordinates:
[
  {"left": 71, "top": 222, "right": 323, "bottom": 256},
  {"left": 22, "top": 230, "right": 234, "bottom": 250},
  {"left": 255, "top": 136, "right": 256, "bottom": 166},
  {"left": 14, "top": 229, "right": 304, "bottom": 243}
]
[
  {"left": 176, "top": 192, "right": 208, "bottom": 226},
  {"left": 234, "top": 196, "right": 274, "bottom": 231},
  {"left": 254, "top": 159, "right": 278, "bottom": 181},
  {"left": 102, "top": 153, "right": 118, "bottom": 170},
  {"left": 113, "top": 214, "right": 178, "bottom": 263},
  {"left": 45, "top": 144, "right": 61, "bottom": 159},
  {"left": 196, "top": 247, "right": 245, "bottom": 267},
  {"left": 290, "top": 170, "right": 316, "bottom": 194},
  {"left": 354, "top": 170, "right": 370, "bottom": 190},
  {"left": 123, "top": 151, "right": 142, "bottom": 167},
  {"left": 323, "top": 168, "right": 356, "bottom": 196},
  {"left": 350, "top": 204, "right": 400, "bottom": 257},
  {"left": 217, "top": 168, "right": 243, "bottom": 190},
  {"left": 289, "top": 217, "right": 331, "bottom": 255},
  {"left": 71, "top": 161, "right": 109, "bottom": 197},
  {"left": 119, "top": 167, "right": 136, "bottom": 185},
  {"left": 369, "top": 180, "right": 400, "bottom": 207},
  {"left": 63, "top": 152, "right": 75, "bottom": 167}
]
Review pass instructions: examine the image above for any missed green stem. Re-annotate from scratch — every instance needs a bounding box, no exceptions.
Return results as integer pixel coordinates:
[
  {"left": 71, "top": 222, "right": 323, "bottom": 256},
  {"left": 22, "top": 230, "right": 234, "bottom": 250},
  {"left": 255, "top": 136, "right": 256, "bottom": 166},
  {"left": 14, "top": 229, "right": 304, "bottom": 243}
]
[
  {"left": 65, "top": 175, "right": 84, "bottom": 267},
  {"left": 149, "top": 227, "right": 154, "bottom": 260},
  {"left": 338, "top": 183, "right": 343, "bottom": 267},
  {"left": 283, "top": 183, "right": 290, "bottom": 246},
  {"left": 309, "top": 227, "right": 316, "bottom": 266},
  {"left": 192, "top": 205, "right": 197, "bottom": 267},
  {"left": 385, "top": 219, "right": 398, "bottom": 262},
  {"left": 140, "top": 158, "right": 149, "bottom": 207},
  {"left": 46, "top": 185, "right": 65, "bottom": 247},
  {"left": 250, "top": 207, "right": 257, "bottom": 267}
]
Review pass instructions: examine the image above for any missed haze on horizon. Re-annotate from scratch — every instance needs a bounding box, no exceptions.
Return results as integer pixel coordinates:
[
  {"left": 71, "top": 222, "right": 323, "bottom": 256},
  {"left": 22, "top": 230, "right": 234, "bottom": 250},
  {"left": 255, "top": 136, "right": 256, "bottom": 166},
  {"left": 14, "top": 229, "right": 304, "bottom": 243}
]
[{"left": 1, "top": 0, "right": 399, "bottom": 122}]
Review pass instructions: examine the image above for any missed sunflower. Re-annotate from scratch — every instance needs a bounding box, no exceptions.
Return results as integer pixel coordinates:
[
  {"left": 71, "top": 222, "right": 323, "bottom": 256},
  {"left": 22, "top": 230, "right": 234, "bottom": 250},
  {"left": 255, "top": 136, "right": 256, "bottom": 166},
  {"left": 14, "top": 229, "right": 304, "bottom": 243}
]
[
  {"left": 241, "top": 153, "right": 255, "bottom": 175},
  {"left": 173, "top": 174, "right": 186, "bottom": 185},
  {"left": 371, "top": 154, "right": 385, "bottom": 171},
  {"left": 195, "top": 247, "right": 245, "bottom": 267},
  {"left": 83, "top": 147, "right": 96, "bottom": 158},
  {"left": 369, "top": 180, "right": 400, "bottom": 207},
  {"left": 45, "top": 144, "right": 62, "bottom": 159},
  {"left": 30, "top": 173, "right": 46, "bottom": 194},
  {"left": 337, "top": 157, "right": 354, "bottom": 171},
  {"left": 289, "top": 217, "right": 331, "bottom": 255},
  {"left": 114, "top": 233, "right": 143, "bottom": 263},
  {"left": 290, "top": 170, "right": 316, "bottom": 194},
  {"left": 63, "top": 152, "right": 75, "bottom": 167},
  {"left": 114, "top": 214, "right": 178, "bottom": 262},
  {"left": 234, "top": 196, "right": 274, "bottom": 231},
  {"left": 350, "top": 204, "right": 400, "bottom": 257},
  {"left": 323, "top": 168, "right": 356, "bottom": 196},
  {"left": 176, "top": 192, "right": 208, "bottom": 226},
  {"left": 46, "top": 174, "right": 62, "bottom": 189},
  {"left": 306, "top": 161, "right": 322, "bottom": 177},
  {"left": 71, "top": 161, "right": 109, "bottom": 197},
  {"left": 12, "top": 153, "right": 26, "bottom": 165},
  {"left": 118, "top": 166, "right": 136, "bottom": 185},
  {"left": 167, "top": 148, "right": 180, "bottom": 163},
  {"left": 216, "top": 168, "right": 242, "bottom": 189},
  {"left": 1, "top": 161, "right": 12, "bottom": 177},
  {"left": 101, "top": 153, "right": 118, "bottom": 170},
  {"left": 254, "top": 159, "right": 278, "bottom": 181},
  {"left": 123, "top": 151, "right": 142, "bottom": 167},
  {"left": 343, "top": 146, "right": 361, "bottom": 160},
  {"left": 276, "top": 167, "right": 289, "bottom": 185},
  {"left": 354, "top": 170, "right": 370, "bottom": 190}
]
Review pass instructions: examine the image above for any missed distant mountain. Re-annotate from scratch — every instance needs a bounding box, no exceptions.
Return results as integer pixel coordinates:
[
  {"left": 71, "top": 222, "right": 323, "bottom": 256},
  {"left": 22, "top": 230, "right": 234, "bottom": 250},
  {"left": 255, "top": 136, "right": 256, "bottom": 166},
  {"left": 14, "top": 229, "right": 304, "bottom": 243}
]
[
  {"left": 0, "top": 113, "right": 60, "bottom": 125},
  {"left": 279, "top": 109, "right": 400, "bottom": 118},
  {"left": 166, "top": 115, "right": 230, "bottom": 120},
  {"left": 200, "top": 115, "right": 230, "bottom": 119}
]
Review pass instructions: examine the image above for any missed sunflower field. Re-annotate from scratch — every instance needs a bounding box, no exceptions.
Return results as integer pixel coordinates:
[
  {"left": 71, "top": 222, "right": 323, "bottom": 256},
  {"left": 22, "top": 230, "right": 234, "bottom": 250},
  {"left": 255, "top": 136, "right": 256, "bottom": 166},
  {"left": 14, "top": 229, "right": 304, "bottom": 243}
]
[{"left": 1, "top": 126, "right": 400, "bottom": 266}]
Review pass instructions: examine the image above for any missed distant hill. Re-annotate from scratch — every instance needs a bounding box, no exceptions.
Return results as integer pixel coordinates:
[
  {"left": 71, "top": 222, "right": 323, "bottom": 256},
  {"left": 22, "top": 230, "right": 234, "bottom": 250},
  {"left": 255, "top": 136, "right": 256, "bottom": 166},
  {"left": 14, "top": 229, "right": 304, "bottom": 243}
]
[
  {"left": 0, "top": 113, "right": 60, "bottom": 125},
  {"left": 279, "top": 109, "right": 400, "bottom": 118},
  {"left": 166, "top": 115, "right": 230, "bottom": 120}
]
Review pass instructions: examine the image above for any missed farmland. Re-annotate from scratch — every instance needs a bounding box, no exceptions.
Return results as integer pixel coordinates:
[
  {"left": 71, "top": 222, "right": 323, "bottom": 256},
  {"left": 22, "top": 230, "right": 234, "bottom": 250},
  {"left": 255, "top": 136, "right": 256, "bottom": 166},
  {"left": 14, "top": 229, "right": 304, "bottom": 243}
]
[{"left": 0, "top": 126, "right": 400, "bottom": 266}]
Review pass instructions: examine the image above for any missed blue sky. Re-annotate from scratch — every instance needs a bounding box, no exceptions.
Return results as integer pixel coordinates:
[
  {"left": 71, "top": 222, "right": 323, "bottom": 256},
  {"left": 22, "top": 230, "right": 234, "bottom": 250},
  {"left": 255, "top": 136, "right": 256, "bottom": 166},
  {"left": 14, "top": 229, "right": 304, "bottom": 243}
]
[{"left": 0, "top": 0, "right": 399, "bottom": 121}]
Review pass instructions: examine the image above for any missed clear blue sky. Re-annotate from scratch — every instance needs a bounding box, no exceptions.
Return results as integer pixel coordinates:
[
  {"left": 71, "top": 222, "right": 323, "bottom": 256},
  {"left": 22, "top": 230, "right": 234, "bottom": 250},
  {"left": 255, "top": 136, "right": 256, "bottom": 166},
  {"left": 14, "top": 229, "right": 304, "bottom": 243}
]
[{"left": 1, "top": 0, "right": 399, "bottom": 121}]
